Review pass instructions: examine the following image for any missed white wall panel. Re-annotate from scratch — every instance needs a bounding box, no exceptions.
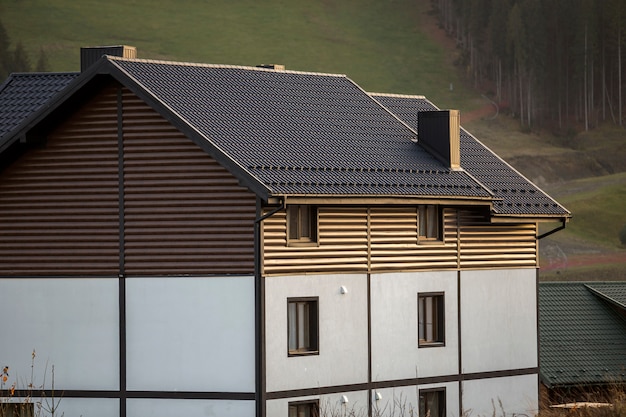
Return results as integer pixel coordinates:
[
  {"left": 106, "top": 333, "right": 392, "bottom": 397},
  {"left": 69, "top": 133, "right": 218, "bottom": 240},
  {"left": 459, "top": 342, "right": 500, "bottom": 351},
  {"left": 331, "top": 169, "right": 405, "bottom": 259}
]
[
  {"left": 265, "top": 274, "right": 368, "bottom": 392},
  {"left": 462, "top": 374, "right": 538, "bottom": 416},
  {"left": 370, "top": 271, "right": 459, "bottom": 381},
  {"left": 0, "top": 278, "right": 119, "bottom": 390},
  {"left": 460, "top": 269, "right": 537, "bottom": 373},
  {"left": 127, "top": 398, "right": 255, "bottom": 417},
  {"left": 43, "top": 398, "right": 119, "bottom": 417},
  {"left": 372, "top": 382, "right": 459, "bottom": 417},
  {"left": 266, "top": 391, "right": 369, "bottom": 417},
  {"left": 125, "top": 276, "right": 255, "bottom": 392}
]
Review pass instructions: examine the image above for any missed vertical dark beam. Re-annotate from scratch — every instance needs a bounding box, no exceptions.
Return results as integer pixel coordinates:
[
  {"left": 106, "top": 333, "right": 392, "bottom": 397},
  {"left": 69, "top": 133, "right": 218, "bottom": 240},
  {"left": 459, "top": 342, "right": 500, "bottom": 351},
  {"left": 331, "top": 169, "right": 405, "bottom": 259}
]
[
  {"left": 536, "top": 267, "right": 541, "bottom": 406},
  {"left": 255, "top": 198, "right": 266, "bottom": 417},
  {"left": 117, "top": 86, "right": 127, "bottom": 417},
  {"left": 457, "top": 270, "right": 463, "bottom": 417},
  {"left": 367, "top": 273, "right": 372, "bottom": 417},
  {"left": 366, "top": 209, "right": 373, "bottom": 417}
]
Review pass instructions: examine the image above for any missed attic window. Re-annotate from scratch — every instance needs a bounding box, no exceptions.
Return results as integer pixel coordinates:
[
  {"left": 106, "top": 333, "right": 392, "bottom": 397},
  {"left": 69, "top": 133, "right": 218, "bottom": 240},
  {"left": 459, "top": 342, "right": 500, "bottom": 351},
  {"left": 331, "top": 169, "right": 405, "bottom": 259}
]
[
  {"left": 287, "top": 205, "right": 318, "bottom": 245},
  {"left": 418, "top": 205, "right": 442, "bottom": 242}
]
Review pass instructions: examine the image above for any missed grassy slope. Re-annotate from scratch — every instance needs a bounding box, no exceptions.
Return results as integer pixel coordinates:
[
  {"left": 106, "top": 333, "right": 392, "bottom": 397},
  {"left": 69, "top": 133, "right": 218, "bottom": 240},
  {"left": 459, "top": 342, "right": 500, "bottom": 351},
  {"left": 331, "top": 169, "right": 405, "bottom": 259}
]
[
  {"left": 2, "top": 0, "right": 625, "bottom": 279},
  {"left": 1, "top": 0, "right": 476, "bottom": 109}
]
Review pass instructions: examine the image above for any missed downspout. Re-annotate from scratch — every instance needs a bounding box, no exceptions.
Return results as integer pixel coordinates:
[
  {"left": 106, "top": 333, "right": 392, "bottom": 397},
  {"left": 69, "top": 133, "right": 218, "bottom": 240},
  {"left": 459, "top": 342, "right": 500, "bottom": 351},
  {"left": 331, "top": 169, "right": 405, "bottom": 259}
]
[
  {"left": 537, "top": 219, "right": 566, "bottom": 240},
  {"left": 254, "top": 196, "right": 286, "bottom": 417}
]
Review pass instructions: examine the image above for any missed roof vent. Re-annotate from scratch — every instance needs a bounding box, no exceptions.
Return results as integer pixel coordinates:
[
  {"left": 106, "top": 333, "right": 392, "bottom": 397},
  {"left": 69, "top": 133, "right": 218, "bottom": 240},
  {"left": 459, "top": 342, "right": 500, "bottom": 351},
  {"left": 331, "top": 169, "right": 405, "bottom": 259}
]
[
  {"left": 80, "top": 45, "right": 137, "bottom": 72},
  {"left": 256, "top": 64, "right": 285, "bottom": 71},
  {"left": 417, "top": 110, "right": 460, "bottom": 169}
]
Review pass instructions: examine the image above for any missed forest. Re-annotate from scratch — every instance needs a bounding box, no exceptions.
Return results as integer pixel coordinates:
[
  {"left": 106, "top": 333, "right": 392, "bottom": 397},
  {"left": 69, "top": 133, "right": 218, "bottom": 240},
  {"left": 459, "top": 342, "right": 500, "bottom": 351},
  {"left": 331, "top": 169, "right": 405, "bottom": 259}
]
[{"left": 434, "top": 0, "right": 626, "bottom": 132}]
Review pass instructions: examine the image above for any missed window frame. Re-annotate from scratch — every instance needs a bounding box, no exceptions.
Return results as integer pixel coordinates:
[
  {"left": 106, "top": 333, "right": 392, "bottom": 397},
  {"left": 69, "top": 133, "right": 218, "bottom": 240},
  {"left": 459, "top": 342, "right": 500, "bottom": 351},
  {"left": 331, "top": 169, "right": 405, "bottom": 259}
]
[
  {"left": 287, "top": 204, "right": 318, "bottom": 246},
  {"left": 288, "top": 399, "right": 320, "bottom": 417},
  {"left": 418, "top": 292, "right": 445, "bottom": 347},
  {"left": 419, "top": 387, "right": 446, "bottom": 417},
  {"left": 417, "top": 204, "right": 442, "bottom": 243},
  {"left": 287, "top": 297, "right": 319, "bottom": 356}
]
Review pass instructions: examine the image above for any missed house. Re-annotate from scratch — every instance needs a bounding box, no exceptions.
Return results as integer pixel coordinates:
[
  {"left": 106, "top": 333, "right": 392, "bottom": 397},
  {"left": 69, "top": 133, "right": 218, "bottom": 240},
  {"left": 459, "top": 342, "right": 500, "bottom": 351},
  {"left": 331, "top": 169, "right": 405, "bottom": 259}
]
[
  {"left": 0, "top": 46, "right": 570, "bottom": 417},
  {"left": 539, "top": 282, "right": 626, "bottom": 403}
]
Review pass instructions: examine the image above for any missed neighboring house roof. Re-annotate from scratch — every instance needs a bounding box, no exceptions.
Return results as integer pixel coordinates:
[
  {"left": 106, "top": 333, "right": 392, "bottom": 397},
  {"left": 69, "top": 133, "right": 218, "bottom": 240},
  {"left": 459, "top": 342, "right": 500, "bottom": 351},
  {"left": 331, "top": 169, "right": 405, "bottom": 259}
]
[
  {"left": 0, "top": 72, "right": 78, "bottom": 139},
  {"left": 539, "top": 282, "right": 626, "bottom": 389},
  {"left": 0, "top": 56, "right": 569, "bottom": 220}
]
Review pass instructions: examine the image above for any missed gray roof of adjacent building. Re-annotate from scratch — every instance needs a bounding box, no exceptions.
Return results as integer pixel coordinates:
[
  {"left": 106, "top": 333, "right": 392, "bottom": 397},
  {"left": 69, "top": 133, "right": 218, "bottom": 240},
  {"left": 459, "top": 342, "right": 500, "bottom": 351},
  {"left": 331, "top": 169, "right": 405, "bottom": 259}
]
[
  {"left": 0, "top": 56, "right": 570, "bottom": 219},
  {"left": 539, "top": 281, "right": 626, "bottom": 389}
]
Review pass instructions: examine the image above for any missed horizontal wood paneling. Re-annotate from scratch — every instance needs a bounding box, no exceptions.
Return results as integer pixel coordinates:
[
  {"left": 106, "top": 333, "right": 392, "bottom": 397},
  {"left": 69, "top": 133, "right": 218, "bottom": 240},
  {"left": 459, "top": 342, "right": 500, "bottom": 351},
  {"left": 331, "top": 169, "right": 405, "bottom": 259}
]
[
  {"left": 121, "top": 90, "right": 256, "bottom": 275},
  {"left": 457, "top": 209, "right": 537, "bottom": 268},
  {"left": 0, "top": 85, "right": 120, "bottom": 275},
  {"left": 262, "top": 207, "right": 369, "bottom": 275},
  {"left": 262, "top": 206, "right": 537, "bottom": 276}
]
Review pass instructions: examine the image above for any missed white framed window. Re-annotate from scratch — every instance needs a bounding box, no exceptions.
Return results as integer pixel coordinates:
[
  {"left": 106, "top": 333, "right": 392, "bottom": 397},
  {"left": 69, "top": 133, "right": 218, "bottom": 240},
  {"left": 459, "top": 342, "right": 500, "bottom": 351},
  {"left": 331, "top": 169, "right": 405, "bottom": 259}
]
[
  {"left": 288, "top": 297, "right": 319, "bottom": 356},
  {"left": 418, "top": 292, "right": 445, "bottom": 347}
]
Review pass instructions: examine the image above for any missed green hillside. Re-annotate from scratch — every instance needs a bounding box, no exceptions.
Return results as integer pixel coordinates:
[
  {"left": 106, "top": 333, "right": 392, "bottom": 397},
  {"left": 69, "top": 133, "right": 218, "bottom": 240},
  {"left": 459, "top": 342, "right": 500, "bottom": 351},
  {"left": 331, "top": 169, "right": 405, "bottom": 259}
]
[
  {"left": 1, "top": 0, "right": 477, "bottom": 109},
  {"left": 2, "top": 0, "right": 625, "bottom": 280}
]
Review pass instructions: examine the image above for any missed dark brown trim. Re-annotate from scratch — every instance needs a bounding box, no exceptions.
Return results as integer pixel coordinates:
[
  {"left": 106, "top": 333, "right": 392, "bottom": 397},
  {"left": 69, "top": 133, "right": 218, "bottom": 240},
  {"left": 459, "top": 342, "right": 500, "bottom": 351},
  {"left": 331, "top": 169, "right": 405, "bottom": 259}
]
[
  {"left": 255, "top": 198, "right": 266, "bottom": 417},
  {"left": 0, "top": 390, "right": 256, "bottom": 401},
  {"left": 417, "top": 291, "right": 446, "bottom": 347},
  {"left": 265, "top": 367, "right": 539, "bottom": 400},
  {"left": 117, "top": 85, "right": 125, "bottom": 277},
  {"left": 457, "top": 270, "right": 463, "bottom": 417},
  {"left": 118, "top": 275, "right": 127, "bottom": 417},
  {"left": 367, "top": 273, "right": 372, "bottom": 417}
]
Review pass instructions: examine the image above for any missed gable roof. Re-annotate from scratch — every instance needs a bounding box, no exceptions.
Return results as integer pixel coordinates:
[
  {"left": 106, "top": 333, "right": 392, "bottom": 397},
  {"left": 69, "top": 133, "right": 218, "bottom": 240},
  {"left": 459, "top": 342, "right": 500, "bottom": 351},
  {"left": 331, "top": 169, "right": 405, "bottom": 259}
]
[
  {"left": 539, "top": 282, "right": 626, "bottom": 389},
  {"left": 0, "top": 55, "right": 569, "bottom": 220}
]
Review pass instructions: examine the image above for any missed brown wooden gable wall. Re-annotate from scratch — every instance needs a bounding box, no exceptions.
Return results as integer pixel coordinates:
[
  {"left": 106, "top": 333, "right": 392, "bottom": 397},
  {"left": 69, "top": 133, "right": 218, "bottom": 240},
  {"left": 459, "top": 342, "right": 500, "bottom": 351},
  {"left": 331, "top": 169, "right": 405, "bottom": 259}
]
[
  {"left": 0, "top": 83, "right": 257, "bottom": 276},
  {"left": 0, "top": 86, "right": 120, "bottom": 275},
  {"left": 262, "top": 206, "right": 537, "bottom": 276},
  {"left": 120, "top": 89, "right": 257, "bottom": 275}
]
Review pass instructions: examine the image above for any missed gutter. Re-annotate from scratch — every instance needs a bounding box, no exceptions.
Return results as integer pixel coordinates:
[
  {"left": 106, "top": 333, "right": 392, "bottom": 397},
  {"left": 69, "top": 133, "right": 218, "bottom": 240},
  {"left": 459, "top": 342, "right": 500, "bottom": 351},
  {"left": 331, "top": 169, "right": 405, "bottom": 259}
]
[{"left": 537, "top": 219, "right": 567, "bottom": 240}]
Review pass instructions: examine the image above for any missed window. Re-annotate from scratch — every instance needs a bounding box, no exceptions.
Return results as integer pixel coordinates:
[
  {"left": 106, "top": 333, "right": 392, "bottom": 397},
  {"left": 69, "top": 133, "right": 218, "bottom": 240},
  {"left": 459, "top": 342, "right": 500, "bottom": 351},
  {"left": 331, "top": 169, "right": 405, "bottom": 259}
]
[
  {"left": 418, "top": 205, "right": 441, "bottom": 241},
  {"left": 419, "top": 388, "right": 445, "bottom": 417},
  {"left": 287, "top": 205, "right": 317, "bottom": 244},
  {"left": 418, "top": 293, "right": 445, "bottom": 346},
  {"left": 288, "top": 400, "right": 319, "bottom": 417},
  {"left": 288, "top": 298, "right": 319, "bottom": 355}
]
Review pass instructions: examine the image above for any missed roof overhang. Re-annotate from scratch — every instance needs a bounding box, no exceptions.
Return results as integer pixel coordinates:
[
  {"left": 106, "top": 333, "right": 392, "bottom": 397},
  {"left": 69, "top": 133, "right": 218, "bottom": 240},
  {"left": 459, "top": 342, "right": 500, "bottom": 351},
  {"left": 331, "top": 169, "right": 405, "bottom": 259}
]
[{"left": 267, "top": 195, "right": 494, "bottom": 207}]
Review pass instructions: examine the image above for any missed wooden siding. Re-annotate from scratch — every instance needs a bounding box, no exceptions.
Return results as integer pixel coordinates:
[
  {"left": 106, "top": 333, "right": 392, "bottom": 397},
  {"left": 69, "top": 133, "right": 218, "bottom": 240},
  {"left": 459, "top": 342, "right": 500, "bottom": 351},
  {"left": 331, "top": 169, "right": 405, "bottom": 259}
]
[
  {"left": 0, "top": 83, "right": 257, "bottom": 276},
  {"left": 121, "top": 89, "right": 256, "bottom": 275},
  {"left": 0, "top": 85, "right": 120, "bottom": 275},
  {"left": 262, "top": 207, "right": 537, "bottom": 276}
]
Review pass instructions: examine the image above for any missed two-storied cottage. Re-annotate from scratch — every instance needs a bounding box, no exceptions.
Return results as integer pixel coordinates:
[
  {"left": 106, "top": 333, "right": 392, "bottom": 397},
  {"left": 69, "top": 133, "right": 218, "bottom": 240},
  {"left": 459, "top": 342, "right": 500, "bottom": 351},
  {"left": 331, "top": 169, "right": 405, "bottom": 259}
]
[{"left": 0, "top": 46, "right": 570, "bottom": 417}]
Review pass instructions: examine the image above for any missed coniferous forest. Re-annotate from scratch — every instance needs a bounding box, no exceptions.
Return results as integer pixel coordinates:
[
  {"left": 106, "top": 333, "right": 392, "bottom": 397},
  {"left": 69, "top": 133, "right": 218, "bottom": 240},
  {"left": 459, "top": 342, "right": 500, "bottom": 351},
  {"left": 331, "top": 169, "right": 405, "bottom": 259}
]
[{"left": 434, "top": 0, "right": 626, "bottom": 132}]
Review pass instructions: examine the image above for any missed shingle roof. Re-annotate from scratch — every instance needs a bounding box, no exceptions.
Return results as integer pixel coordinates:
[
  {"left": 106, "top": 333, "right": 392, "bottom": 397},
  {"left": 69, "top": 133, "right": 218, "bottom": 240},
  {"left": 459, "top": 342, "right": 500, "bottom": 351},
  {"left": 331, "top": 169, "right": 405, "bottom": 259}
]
[
  {"left": 0, "top": 72, "right": 78, "bottom": 140},
  {"left": 109, "top": 58, "right": 489, "bottom": 199},
  {"left": 371, "top": 93, "right": 569, "bottom": 217},
  {"left": 539, "top": 282, "right": 626, "bottom": 389},
  {"left": 0, "top": 57, "right": 569, "bottom": 219}
]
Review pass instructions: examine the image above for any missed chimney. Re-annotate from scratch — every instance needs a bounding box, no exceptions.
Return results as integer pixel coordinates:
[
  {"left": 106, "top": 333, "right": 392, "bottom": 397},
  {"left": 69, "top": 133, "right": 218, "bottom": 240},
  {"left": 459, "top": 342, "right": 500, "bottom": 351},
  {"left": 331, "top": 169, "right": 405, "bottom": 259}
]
[
  {"left": 417, "top": 110, "right": 460, "bottom": 169},
  {"left": 80, "top": 45, "right": 137, "bottom": 72}
]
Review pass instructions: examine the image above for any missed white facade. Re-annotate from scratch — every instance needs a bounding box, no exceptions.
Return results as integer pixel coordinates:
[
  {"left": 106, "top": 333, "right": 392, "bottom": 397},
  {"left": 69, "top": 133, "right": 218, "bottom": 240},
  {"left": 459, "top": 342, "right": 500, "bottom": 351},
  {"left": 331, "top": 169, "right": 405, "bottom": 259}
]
[
  {"left": 0, "top": 275, "right": 256, "bottom": 417},
  {"left": 264, "top": 273, "right": 369, "bottom": 392}
]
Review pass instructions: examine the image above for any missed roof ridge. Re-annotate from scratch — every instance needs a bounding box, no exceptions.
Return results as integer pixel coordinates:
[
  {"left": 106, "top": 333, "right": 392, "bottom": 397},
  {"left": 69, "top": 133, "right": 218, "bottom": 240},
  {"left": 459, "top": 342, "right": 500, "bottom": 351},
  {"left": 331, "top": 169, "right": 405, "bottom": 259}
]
[
  {"left": 369, "top": 92, "right": 426, "bottom": 99},
  {"left": 106, "top": 55, "right": 347, "bottom": 78},
  {"left": 585, "top": 283, "right": 626, "bottom": 310}
]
